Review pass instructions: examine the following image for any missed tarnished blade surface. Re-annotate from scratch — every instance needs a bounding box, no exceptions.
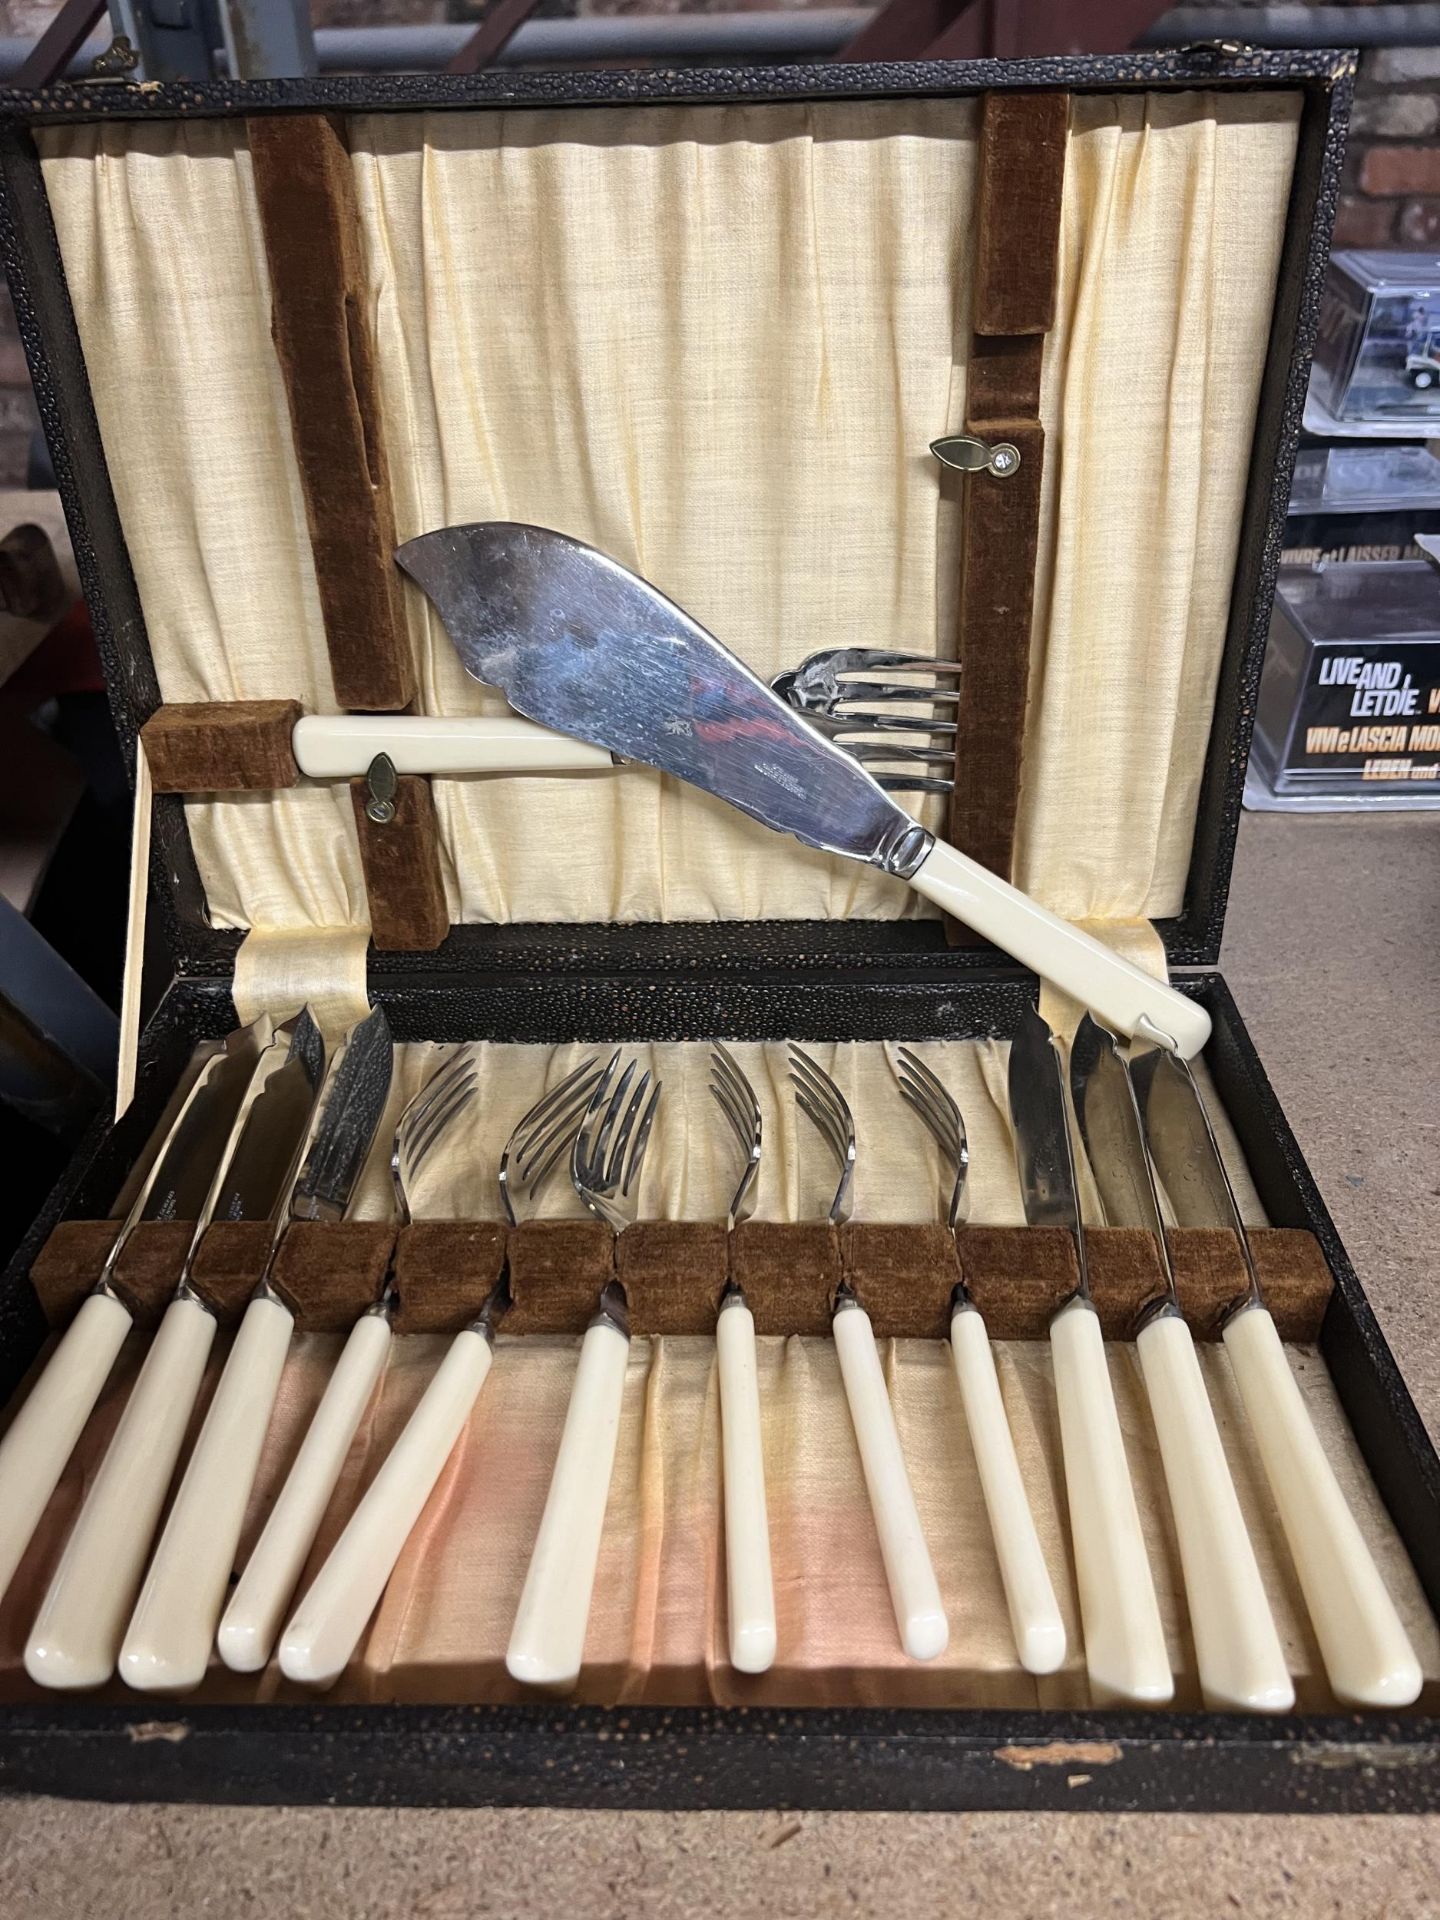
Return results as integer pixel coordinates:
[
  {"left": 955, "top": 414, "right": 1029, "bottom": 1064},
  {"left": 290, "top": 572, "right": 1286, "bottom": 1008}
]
[
  {"left": 291, "top": 1006, "right": 393, "bottom": 1223},
  {"left": 1069, "top": 1014, "right": 1171, "bottom": 1277},
  {"left": 133, "top": 1019, "right": 271, "bottom": 1229},
  {"left": 1133, "top": 1045, "right": 1248, "bottom": 1239},
  {"left": 210, "top": 1010, "right": 326, "bottom": 1225},
  {"left": 396, "top": 522, "right": 929, "bottom": 878},
  {"left": 1007, "top": 1004, "right": 1082, "bottom": 1234}
]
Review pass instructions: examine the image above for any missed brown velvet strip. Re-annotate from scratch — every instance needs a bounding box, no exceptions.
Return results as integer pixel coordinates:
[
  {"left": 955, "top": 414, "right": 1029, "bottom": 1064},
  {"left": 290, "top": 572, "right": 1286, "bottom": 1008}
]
[
  {"left": 392, "top": 1222, "right": 508, "bottom": 1334},
  {"left": 141, "top": 700, "right": 300, "bottom": 793},
  {"left": 349, "top": 775, "right": 450, "bottom": 953},
  {"left": 247, "top": 115, "right": 412, "bottom": 713},
  {"left": 27, "top": 1220, "right": 1333, "bottom": 1342},
  {"left": 617, "top": 1222, "right": 729, "bottom": 1335},
  {"left": 504, "top": 1220, "right": 615, "bottom": 1336},
  {"left": 973, "top": 92, "right": 1071, "bottom": 337},
  {"left": 945, "top": 92, "right": 1069, "bottom": 913},
  {"left": 730, "top": 1222, "right": 840, "bottom": 1336},
  {"left": 111, "top": 1221, "right": 193, "bottom": 1325},
  {"left": 270, "top": 1222, "right": 396, "bottom": 1330}
]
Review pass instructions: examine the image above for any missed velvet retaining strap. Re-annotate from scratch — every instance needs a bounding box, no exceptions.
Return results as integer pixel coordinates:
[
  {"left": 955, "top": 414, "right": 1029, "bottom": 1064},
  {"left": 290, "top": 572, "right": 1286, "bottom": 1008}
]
[
  {"left": 947, "top": 91, "right": 1069, "bottom": 904},
  {"left": 248, "top": 114, "right": 446, "bottom": 952}
]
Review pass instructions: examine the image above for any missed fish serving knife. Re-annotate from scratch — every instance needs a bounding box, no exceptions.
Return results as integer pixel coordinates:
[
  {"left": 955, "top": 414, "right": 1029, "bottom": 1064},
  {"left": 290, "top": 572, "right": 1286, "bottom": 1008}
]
[
  {"left": 1132, "top": 1043, "right": 1422, "bottom": 1708},
  {"left": 24, "top": 1013, "right": 322, "bottom": 1690},
  {"left": 118, "top": 1005, "right": 393, "bottom": 1693},
  {"left": 393, "top": 522, "right": 1210, "bottom": 1059},
  {"left": 0, "top": 1018, "right": 273, "bottom": 1617},
  {"left": 1070, "top": 1014, "right": 1294, "bottom": 1714}
]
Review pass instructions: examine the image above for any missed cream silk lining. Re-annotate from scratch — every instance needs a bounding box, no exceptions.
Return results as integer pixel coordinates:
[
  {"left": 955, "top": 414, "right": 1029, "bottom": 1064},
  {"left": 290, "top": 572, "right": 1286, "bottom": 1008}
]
[{"left": 36, "top": 91, "right": 1300, "bottom": 949}]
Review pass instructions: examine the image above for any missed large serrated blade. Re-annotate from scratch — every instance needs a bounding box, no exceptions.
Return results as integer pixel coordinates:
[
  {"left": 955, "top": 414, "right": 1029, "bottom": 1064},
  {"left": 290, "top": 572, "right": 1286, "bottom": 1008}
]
[
  {"left": 396, "top": 522, "right": 928, "bottom": 877},
  {"left": 289, "top": 1005, "right": 393, "bottom": 1223}
]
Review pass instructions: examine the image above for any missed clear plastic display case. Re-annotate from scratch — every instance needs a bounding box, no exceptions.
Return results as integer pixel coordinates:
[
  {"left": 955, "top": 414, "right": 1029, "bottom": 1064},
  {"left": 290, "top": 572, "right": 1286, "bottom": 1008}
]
[
  {"left": 1252, "top": 561, "right": 1440, "bottom": 800},
  {"left": 1310, "top": 250, "right": 1440, "bottom": 423}
]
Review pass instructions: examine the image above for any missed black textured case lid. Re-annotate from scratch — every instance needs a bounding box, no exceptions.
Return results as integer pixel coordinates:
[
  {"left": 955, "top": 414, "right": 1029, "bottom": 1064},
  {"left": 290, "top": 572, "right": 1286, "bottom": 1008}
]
[{"left": 0, "top": 49, "right": 1353, "bottom": 987}]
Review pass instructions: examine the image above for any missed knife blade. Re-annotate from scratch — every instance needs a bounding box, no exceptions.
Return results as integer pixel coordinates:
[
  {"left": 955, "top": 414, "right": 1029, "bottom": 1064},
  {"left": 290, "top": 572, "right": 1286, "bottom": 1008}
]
[
  {"left": 208, "top": 1009, "right": 327, "bottom": 1228},
  {"left": 1132, "top": 1044, "right": 1422, "bottom": 1708},
  {"left": 1070, "top": 1013, "right": 1293, "bottom": 1712},
  {"left": 24, "top": 1016, "right": 312, "bottom": 1690},
  {"left": 0, "top": 1016, "right": 273, "bottom": 1618},
  {"left": 395, "top": 522, "right": 1211, "bottom": 1059},
  {"left": 120, "top": 1003, "right": 395, "bottom": 1693},
  {"left": 1006, "top": 1003, "right": 1171, "bottom": 1704},
  {"left": 289, "top": 1004, "right": 393, "bottom": 1224}
]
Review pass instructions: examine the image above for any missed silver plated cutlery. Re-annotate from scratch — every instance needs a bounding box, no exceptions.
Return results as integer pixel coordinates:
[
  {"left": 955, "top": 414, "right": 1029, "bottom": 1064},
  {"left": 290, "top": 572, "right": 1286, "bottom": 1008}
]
[
  {"left": 1070, "top": 1012, "right": 1293, "bottom": 1713},
  {"left": 119, "top": 1005, "right": 393, "bottom": 1692},
  {"left": 1008, "top": 1005, "right": 1173, "bottom": 1705},
  {"left": 506, "top": 1053, "right": 660, "bottom": 1688},
  {"left": 0, "top": 1019, "right": 274, "bottom": 1616},
  {"left": 896, "top": 1047, "right": 1065, "bottom": 1675},
  {"left": 221, "top": 1044, "right": 479, "bottom": 1673},
  {"left": 709, "top": 1045, "right": 775, "bottom": 1674},
  {"left": 280, "top": 1056, "right": 599, "bottom": 1687},
  {"left": 1132, "top": 1042, "right": 1422, "bottom": 1707},
  {"left": 791, "top": 1044, "right": 948, "bottom": 1663}
]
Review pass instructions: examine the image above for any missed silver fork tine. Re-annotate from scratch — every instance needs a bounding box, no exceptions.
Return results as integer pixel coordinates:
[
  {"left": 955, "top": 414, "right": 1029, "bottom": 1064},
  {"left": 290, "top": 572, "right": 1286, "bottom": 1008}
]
[
  {"left": 571, "top": 1053, "right": 661, "bottom": 1232},
  {"left": 709, "top": 1043, "right": 762, "bottom": 1229},
  {"left": 788, "top": 1044, "right": 856, "bottom": 1226},
  {"left": 391, "top": 1046, "right": 480, "bottom": 1225},
  {"left": 499, "top": 1053, "right": 607, "bottom": 1226},
  {"left": 895, "top": 1046, "right": 970, "bottom": 1230}
]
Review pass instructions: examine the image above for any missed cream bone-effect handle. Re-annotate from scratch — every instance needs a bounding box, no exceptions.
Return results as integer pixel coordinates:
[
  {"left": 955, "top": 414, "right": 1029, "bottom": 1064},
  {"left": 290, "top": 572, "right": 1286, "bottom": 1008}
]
[
  {"left": 716, "top": 1294, "right": 776, "bottom": 1675},
  {"left": 1048, "top": 1296, "right": 1173, "bottom": 1705},
  {"left": 1135, "top": 1308, "right": 1294, "bottom": 1713},
  {"left": 220, "top": 1309, "right": 395, "bottom": 1674},
  {"left": 948, "top": 1303, "right": 1066, "bottom": 1676},
  {"left": 120, "top": 1293, "right": 296, "bottom": 1692},
  {"left": 296, "top": 719, "right": 1206, "bottom": 1057},
  {"left": 292, "top": 713, "right": 615, "bottom": 778},
  {"left": 1223, "top": 1302, "right": 1422, "bottom": 1708},
  {"left": 25, "top": 1293, "right": 217, "bottom": 1690},
  {"left": 281, "top": 1326, "right": 494, "bottom": 1688},
  {"left": 0, "top": 1292, "right": 134, "bottom": 1609},
  {"left": 506, "top": 1317, "right": 630, "bottom": 1689},
  {"left": 832, "top": 1297, "right": 949, "bottom": 1663}
]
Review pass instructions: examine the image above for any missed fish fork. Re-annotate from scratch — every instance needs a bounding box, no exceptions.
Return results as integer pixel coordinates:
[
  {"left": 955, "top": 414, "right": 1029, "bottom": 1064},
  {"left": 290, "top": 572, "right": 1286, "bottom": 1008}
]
[
  {"left": 507, "top": 1053, "right": 661, "bottom": 1688},
  {"left": 790, "top": 1045, "right": 948, "bottom": 1662},
  {"left": 895, "top": 1048, "right": 1065, "bottom": 1676},
  {"left": 281, "top": 1056, "right": 602, "bottom": 1687},
  {"left": 221, "top": 1045, "right": 478, "bottom": 1673},
  {"left": 771, "top": 648, "right": 961, "bottom": 794},
  {"left": 709, "top": 1045, "right": 775, "bottom": 1674}
]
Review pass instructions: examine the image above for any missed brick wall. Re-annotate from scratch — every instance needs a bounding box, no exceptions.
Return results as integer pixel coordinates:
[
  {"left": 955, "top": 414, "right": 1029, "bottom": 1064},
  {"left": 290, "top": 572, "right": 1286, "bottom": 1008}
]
[{"left": 1338, "top": 48, "right": 1440, "bottom": 249}]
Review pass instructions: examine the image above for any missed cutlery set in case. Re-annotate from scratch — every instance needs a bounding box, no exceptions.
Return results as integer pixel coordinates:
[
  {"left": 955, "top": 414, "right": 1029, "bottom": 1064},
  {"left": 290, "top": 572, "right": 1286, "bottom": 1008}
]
[{"left": 1, "top": 46, "right": 1438, "bottom": 1812}]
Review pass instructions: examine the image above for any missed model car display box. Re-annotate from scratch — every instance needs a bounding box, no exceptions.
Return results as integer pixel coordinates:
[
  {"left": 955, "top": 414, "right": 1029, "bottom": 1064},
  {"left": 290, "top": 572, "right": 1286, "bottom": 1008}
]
[{"left": 0, "top": 45, "right": 1437, "bottom": 1814}]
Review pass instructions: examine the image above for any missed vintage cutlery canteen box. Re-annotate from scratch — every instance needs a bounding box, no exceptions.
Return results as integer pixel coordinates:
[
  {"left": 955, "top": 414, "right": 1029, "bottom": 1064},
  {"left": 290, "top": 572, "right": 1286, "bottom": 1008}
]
[{"left": 0, "top": 44, "right": 1438, "bottom": 1812}]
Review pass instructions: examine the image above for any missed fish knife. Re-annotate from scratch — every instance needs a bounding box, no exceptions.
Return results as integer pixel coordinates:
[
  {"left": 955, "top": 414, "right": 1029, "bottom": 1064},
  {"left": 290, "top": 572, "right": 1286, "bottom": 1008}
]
[
  {"left": 118, "top": 1005, "right": 393, "bottom": 1692},
  {"left": 394, "top": 522, "right": 1210, "bottom": 1059},
  {"left": 1008, "top": 1003, "right": 1172, "bottom": 1704},
  {"left": 0, "top": 1017, "right": 273, "bottom": 1616},
  {"left": 1133, "top": 1044, "right": 1422, "bottom": 1708},
  {"left": 25, "top": 1012, "right": 323, "bottom": 1689},
  {"left": 1070, "top": 1014, "right": 1294, "bottom": 1712}
]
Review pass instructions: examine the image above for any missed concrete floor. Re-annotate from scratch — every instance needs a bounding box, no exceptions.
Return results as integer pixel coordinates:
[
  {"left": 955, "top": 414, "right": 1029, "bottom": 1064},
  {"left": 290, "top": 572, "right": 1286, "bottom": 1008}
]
[{"left": 2, "top": 809, "right": 1438, "bottom": 1917}]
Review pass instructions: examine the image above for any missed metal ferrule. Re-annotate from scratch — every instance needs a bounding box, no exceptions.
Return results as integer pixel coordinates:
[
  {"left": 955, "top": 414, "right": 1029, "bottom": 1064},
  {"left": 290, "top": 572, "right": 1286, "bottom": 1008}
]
[
  {"left": 364, "top": 1290, "right": 398, "bottom": 1322},
  {"left": 873, "top": 819, "right": 934, "bottom": 880},
  {"left": 172, "top": 1275, "right": 216, "bottom": 1315},
  {"left": 1135, "top": 1291, "right": 1183, "bottom": 1335},
  {"left": 949, "top": 1278, "right": 975, "bottom": 1316},
  {"left": 466, "top": 1277, "right": 512, "bottom": 1342},
  {"left": 719, "top": 1281, "right": 749, "bottom": 1311},
  {"left": 589, "top": 1278, "right": 631, "bottom": 1339},
  {"left": 831, "top": 1280, "right": 861, "bottom": 1317},
  {"left": 1219, "top": 1290, "right": 1266, "bottom": 1334}
]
